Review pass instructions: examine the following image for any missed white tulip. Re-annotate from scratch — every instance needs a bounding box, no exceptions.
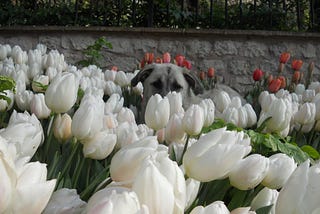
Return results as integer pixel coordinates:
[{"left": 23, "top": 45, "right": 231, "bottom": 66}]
[
  {"left": 190, "top": 201, "right": 230, "bottom": 214},
  {"left": 45, "top": 67, "right": 59, "bottom": 81},
  {"left": 132, "top": 81, "right": 144, "bottom": 96},
  {"left": 85, "top": 187, "right": 141, "bottom": 214},
  {"left": 71, "top": 94, "right": 105, "bottom": 141},
  {"left": 30, "top": 93, "right": 51, "bottom": 119},
  {"left": 32, "top": 75, "right": 49, "bottom": 93},
  {"left": 104, "top": 80, "right": 122, "bottom": 96},
  {"left": 115, "top": 122, "right": 139, "bottom": 148},
  {"left": 295, "top": 84, "right": 306, "bottom": 95},
  {"left": 276, "top": 160, "right": 320, "bottom": 214},
  {"left": 166, "top": 91, "right": 185, "bottom": 116},
  {"left": 104, "top": 69, "right": 117, "bottom": 81},
  {"left": 185, "top": 178, "right": 201, "bottom": 210},
  {"left": 230, "top": 207, "right": 256, "bottom": 214},
  {"left": 302, "top": 89, "right": 315, "bottom": 102},
  {"left": 199, "top": 99, "right": 215, "bottom": 127},
  {"left": 183, "top": 127, "right": 251, "bottom": 182},
  {"left": 262, "top": 153, "right": 297, "bottom": 189},
  {"left": 132, "top": 158, "right": 175, "bottom": 214},
  {"left": 0, "top": 111, "right": 44, "bottom": 161},
  {"left": 110, "top": 136, "right": 158, "bottom": 182},
  {"left": 82, "top": 131, "right": 117, "bottom": 160},
  {"left": 243, "top": 104, "right": 257, "bottom": 127},
  {"left": 152, "top": 152, "right": 187, "bottom": 213},
  {"left": 53, "top": 113, "right": 72, "bottom": 143},
  {"left": 250, "top": 187, "right": 279, "bottom": 214},
  {"left": 165, "top": 113, "right": 187, "bottom": 144},
  {"left": 258, "top": 98, "right": 292, "bottom": 135},
  {"left": 0, "top": 90, "right": 14, "bottom": 111},
  {"left": 105, "top": 93, "right": 124, "bottom": 114},
  {"left": 258, "top": 91, "right": 277, "bottom": 112},
  {"left": 117, "top": 107, "right": 136, "bottom": 124},
  {"left": 214, "top": 91, "right": 231, "bottom": 113},
  {"left": 222, "top": 107, "right": 240, "bottom": 126},
  {"left": 114, "top": 70, "right": 130, "bottom": 87},
  {"left": 43, "top": 188, "right": 86, "bottom": 214},
  {"left": 45, "top": 72, "right": 79, "bottom": 113},
  {"left": 294, "top": 102, "right": 316, "bottom": 125},
  {"left": 11, "top": 161, "right": 56, "bottom": 214},
  {"left": 309, "top": 82, "right": 320, "bottom": 93},
  {"left": 36, "top": 43, "right": 47, "bottom": 55},
  {"left": 229, "top": 154, "right": 269, "bottom": 190},
  {"left": 0, "top": 44, "right": 8, "bottom": 60},
  {"left": 145, "top": 94, "right": 170, "bottom": 131},
  {"left": 182, "top": 104, "right": 204, "bottom": 136},
  {"left": 229, "top": 96, "right": 242, "bottom": 109},
  {"left": 0, "top": 142, "right": 16, "bottom": 212}
]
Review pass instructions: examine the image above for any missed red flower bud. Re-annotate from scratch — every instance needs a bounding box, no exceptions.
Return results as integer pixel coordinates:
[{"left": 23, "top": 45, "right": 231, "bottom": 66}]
[
  {"left": 292, "top": 71, "right": 301, "bottom": 84},
  {"left": 111, "top": 66, "right": 118, "bottom": 71},
  {"left": 267, "top": 74, "right": 274, "bottom": 85},
  {"left": 182, "top": 60, "right": 192, "bottom": 70},
  {"left": 207, "top": 67, "right": 215, "bottom": 78},
  {"left": 155, "top": 57, "right": 163, "bottom": 64},
  {"left": 291, "top": 59, "right": 303, "bottom": 71},
  {"left": 199, "top": 71, "right": 206, "bottom": 80},
  {"left": 175, "top": 55, "right": 185, "bottom": 66},
  {"left": 268, "top": 78, "right": 282, "bottom": 93},
  {"left": 163, "top": 52, "right": 171, "bottom": 63},
  {"left": 144, "top": 52, "right": 154, "bottom": 64},
  {"left": 278, "top": 76, "right": 286, "bottom": 89},
  {"left": 279, "top": 52, "right": 290, "bottom": 64},
  {"left": 140, "top": 59, "right": 146, "bottom": 69},
  {"left": 252, "top": 68, "right": 264, "bottom": 81}
]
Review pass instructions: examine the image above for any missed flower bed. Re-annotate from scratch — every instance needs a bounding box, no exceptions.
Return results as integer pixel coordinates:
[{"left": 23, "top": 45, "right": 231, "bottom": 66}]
[{"left": 0, "top": 43, "right": 319, "bottom": 213}]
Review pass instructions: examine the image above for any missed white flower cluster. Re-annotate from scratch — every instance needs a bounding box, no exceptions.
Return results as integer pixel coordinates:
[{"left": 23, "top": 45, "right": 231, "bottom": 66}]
[{"left": 0, "top": 44, "right": 319, "bottom": 214}]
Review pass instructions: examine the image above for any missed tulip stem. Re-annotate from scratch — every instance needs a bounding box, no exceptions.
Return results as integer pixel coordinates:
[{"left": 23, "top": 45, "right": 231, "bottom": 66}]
[
  {"left": 57, "top": 137, "right": 79, "bottom": 187},
  {"left": 179, "top": 135, "right": 190, "bottom": 165},
  {"left": 43, "top": 114, "right": 55, "bottom": 162}
]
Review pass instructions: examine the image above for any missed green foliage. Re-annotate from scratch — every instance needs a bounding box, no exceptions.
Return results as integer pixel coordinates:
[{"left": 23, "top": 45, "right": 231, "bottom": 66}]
[
  {"left": 0, "top": 76, "right": 16, "bottom": 105},
  {"left": 202, "top": 119, "right": 313, "bottom": 164},
  {"left": 77, "top": 37, "right": 112, "bottom": 67},
  {"left": 0, "top": 0, "right": 318, "bottom": 32}
]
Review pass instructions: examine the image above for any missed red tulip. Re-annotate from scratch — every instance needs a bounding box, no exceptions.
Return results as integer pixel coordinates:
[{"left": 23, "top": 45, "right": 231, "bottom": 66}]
[
  {"left": 155, "top": 57, "right": 163, "bottom": 64},
  {"left": 111, "top": 66, "right": 118, "bottom": 71},
  {"left": 182, "top": 60, "right": 192, "bottom": 70},
  {"left": 140, "top": 59, "right": 146, "bottom": 69},
  {"left": 268, "top": 78, "right": 282, "bottom": 93},
  {"left": 144, "top": 52, "right": 154, "bottom": 64},
  {"left": 252, "top": 68, "right": 264, "bottom": 81},
  {"left": 279, "top": 52, "right": 290, "bottom": 64},
  {"left": 278, "top": 76, "right": 286, "bottom": 89},
  {"left": 175, "top": 55, "right": 185, "bottom": 66},
  {"left": 207, "top": 67, "right": 215, "bottom": 78},
  {"left": 292, "top": 71, "right": 301, "bottom": 84},
  {"left": 163, "top": 52, "right": 171, "bottom": 63},
  {"left": 291, "top": 59, "right": 303, "bottom": 71}
]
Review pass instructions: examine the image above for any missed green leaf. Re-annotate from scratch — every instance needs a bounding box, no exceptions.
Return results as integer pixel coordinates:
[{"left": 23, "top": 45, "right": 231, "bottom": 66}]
[
  {"left": 301, "top": 145, "right": 320, "bottom": 160},
  {"left": 32, "top": 81, "right": 48, "bottom": 91},
  {"left": 256, "top": 204, "right": 274, "bottom": 214},
  {"left": 0, "top": 76, "right": 16, "bottom": 93},
  {"left": 256, "top": 116, "right": 272, "bottom": 133},
  {"left": 0, "top": 94, "right": 11, "bottom": 105}
]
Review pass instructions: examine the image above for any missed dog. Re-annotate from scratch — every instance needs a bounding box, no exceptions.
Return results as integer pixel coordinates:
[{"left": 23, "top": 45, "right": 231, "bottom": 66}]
[{"left": 131, "top": 63, "right": 244, "bottom": 123}]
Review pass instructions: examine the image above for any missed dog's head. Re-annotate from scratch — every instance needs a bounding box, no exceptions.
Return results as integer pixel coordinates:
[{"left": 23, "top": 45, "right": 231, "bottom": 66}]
[{"left": 131, "top": 63, "right": 204, "bottom": 122}]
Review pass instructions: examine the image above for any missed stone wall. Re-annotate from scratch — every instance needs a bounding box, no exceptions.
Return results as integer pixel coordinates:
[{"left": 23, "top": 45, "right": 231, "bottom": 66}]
[{"left": 1, "top": 26, "right": 320, "bottom": 94}]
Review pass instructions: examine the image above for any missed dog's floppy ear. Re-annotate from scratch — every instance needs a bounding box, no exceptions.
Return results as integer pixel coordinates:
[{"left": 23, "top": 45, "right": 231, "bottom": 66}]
[
  {"left": 131, "top": 64, "right": 154, "bottom": 86},
  {"left": 182, "top": 68, "right": 204, "bottom": 95}
]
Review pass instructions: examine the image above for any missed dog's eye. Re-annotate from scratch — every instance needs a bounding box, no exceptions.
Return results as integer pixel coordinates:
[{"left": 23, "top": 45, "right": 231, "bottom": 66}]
[
  {"left": 171, "top": 82, "right": 183, "bottom": 91},
  {"left": 152, "top": 80, "right": 163, "bottom": 89}
]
